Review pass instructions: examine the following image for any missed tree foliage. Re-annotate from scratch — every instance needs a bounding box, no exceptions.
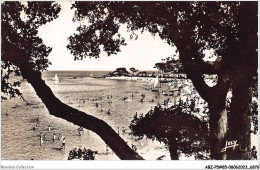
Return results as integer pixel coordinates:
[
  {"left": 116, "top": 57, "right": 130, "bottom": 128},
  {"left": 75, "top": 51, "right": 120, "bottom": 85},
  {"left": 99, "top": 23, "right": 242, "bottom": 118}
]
[
  {"left": 155, "top": 59, "right": 184, "bottom": 73},
  {"left": 1, "top": 1, "right": 61, "bottom": 100},
  {"left": 130, "top": 100, "right": 210, "bottom": 159},
  {"left": 129, "top": 67, "right": 138, "bottom": 74},
  {"left": 68, "top": 1, "right": 257, "bottom": 104},
  {"left": 68, "top": 2, "right": 256, "bottom": 72},
  {"left": 68, "top": 148, "right": 98, "bottom": 160},
  {"left": 2, "top": 1, "right": 257, "bottom": 160},
  {"left": 68, "top": 1, "right": 257, "bottom": 159},
  {"left": 1, "top": 2, "right": 144, "bottom": 160}
]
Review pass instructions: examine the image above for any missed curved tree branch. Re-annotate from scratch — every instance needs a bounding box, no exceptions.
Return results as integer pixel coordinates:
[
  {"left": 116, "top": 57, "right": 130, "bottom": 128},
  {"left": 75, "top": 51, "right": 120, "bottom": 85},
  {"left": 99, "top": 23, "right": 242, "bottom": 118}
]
[
  {"left": 4, "top": 42, "right": 144, "bottom": 160},
  {"left": 176, "top": 44, "right": 213, "bottom": 102}
]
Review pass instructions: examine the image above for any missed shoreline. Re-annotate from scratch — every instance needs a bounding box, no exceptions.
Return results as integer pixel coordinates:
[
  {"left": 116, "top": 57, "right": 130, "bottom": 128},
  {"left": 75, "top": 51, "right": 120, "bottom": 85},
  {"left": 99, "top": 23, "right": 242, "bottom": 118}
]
[
  {"left": 104, "top": 76, "right": 186, "bottom": 83},
  {"left": 1, "top": 77, "right": 171, "bottom": 160}
]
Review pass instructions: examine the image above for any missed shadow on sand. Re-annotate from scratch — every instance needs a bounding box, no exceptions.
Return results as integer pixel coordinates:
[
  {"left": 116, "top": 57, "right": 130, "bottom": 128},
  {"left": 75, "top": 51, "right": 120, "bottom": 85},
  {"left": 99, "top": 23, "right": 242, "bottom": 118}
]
[{"left": 52, "top": 147, "right": 63, "bottom": 151}]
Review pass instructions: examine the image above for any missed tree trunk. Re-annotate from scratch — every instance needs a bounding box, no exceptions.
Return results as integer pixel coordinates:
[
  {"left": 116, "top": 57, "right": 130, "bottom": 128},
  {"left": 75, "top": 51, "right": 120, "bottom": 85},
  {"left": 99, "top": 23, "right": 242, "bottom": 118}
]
[
  {"left": 226, "top": 2, "right": 257, "bottom": 160},
  {"left": 168, "top": 136, "right": 179, "bottom": 160},
  {"left": 208, "top": 97, "right": 228, "bottom": 160},
  {"left": 227, "top": 74, "right": 252, "bottom": 159},
  {"left": 178, "top": 46, "right": 230, "bottom": 160}
]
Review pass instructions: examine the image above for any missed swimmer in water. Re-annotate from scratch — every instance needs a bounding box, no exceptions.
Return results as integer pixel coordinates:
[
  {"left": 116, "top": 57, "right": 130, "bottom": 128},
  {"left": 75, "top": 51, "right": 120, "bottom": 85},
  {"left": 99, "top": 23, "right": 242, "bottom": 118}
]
[
  {"left": 36, "top": 114, "right": 39, "bottom": 122},
  {"left": 61, "top": 137, "right": 66, "bottom": 149},
  {"left": 33, "top": 125, "right": 37, "bottom": 131},
  {"left": 57, "top": 133, "right": 61, "bottom": 140},
  {"left": 122, "top": 127, "right": 126, "bottom": 134}
]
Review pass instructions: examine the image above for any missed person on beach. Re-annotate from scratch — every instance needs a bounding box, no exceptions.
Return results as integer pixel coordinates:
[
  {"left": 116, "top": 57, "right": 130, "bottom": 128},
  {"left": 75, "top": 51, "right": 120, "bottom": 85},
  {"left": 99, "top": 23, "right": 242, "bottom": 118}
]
[
  {"left": 40, "top": 133, "right": 43, "bottom": 146},
  {"left": 57, "top": 133, "right": 61, "bottom": 140},
  {"left": 33, "top": 125, "right": 37, "bottom": 131},
  {"left": 96, "top": 103, "right": 98, "bottom": 108},
  {"left": 106, "top": 145, "right": 110, "bottom": 155},
  {"left": 6, "top": 111, "right": 8, "bottom": 116},
  {"left": 131, "top": 144, "right": 137, "bottom": 151},
  {"left": 48, "top": 125, "right": 51, "bottom": 131},
  {"left": 78, "top": 127, "right": 84, "bottom": 136},
  {"left": 61, "top": 137, "right": 66, "bottom": 149},
  {"left": 122, "top": 127, "right": 126, "bottom": 134},
  {"left": 53, "top": 133, "right": 56, "bottom": 141},
  {"left": 36, "top": 114, "right": 39, "bottom": 122}
]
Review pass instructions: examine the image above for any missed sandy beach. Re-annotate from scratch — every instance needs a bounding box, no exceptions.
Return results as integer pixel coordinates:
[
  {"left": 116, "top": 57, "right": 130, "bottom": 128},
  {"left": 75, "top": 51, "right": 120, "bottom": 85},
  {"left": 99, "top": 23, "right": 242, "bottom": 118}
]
[
  {"left": 2, "top": 71, "right": 257, "bottom": 160},
  {"left": 1, "top": 74, "right": 172, "bottom": 160}
]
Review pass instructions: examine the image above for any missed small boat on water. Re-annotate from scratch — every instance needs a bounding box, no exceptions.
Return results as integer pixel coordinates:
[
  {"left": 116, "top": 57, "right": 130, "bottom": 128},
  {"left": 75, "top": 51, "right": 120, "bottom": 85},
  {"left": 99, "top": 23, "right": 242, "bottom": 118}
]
[
  {"left": 53, "top": 74, "right": 59, "bottom": 84},
  {"left": 151, "top": 76, "right": 161, "bottom": 92}
]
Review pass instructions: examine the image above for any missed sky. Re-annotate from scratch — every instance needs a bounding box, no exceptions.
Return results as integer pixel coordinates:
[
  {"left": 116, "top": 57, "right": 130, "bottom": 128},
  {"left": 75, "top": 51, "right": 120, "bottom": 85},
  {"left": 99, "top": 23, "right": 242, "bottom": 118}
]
[{"left": 37, "top": 2, "right": 177, "bottom": 71}]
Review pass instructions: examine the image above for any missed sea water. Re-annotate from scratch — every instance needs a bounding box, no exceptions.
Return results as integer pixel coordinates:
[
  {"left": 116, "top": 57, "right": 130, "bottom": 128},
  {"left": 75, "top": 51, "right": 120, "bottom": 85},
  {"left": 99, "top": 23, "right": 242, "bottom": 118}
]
[{"left": 1, "top": 71, "right": 171, "bottom": 160}]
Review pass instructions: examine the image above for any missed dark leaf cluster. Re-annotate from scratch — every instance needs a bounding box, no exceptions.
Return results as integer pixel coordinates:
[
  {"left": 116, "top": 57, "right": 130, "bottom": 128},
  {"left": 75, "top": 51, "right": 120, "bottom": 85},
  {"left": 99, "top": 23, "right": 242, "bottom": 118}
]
[
  {"left": 129, "top": 99, "right": 210, "bottom": 159},
  {"left": 68, "top": 2, "right": 246, "bottom": 68},
  {"left": 1, "top": 2, "right": 61, "bottom": 99},
  {"left": 68, "top": 147, "right": 98, "bottom": 160}
]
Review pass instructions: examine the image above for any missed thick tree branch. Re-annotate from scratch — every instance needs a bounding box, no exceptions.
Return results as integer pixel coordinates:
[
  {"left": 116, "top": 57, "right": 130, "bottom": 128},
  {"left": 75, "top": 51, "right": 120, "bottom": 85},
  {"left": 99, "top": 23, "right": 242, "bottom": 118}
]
[
  {"left": 172, "top": 40, "right": 231, "bottom": 103},
  {"left": 175, "top": 44, "right": 213, "bottom": 102},
  {"left": 197, "top": 59, "right": 224, "bottom": 74},
  {"left": 4, "top": 42, "right": 144, "bottom": 160}
]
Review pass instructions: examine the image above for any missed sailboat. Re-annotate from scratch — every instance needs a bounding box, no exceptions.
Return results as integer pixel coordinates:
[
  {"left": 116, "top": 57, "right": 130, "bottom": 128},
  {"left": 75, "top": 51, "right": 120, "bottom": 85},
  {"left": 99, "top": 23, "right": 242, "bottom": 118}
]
[
  {"left": 53, "top": 74, "right": 59, "bottom": 84},
  {"left": 151, "top": 76, "right": 161, "bottom": 92}
]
